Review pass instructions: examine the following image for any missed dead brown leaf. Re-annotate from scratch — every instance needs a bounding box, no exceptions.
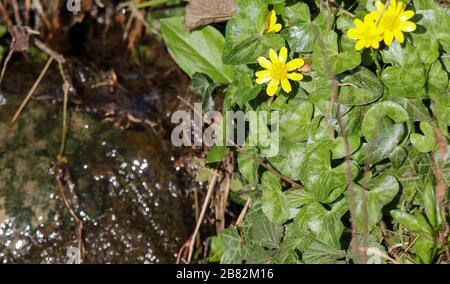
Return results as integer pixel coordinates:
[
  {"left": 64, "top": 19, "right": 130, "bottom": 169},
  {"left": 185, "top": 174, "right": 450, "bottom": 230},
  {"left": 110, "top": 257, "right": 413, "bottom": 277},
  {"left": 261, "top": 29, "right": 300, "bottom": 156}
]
[
  {"left": 8, "top": 25, "right": 31, "bottom": 52},
  {"left": 185, "top": 0, "right": 238, "bottom": 30}
]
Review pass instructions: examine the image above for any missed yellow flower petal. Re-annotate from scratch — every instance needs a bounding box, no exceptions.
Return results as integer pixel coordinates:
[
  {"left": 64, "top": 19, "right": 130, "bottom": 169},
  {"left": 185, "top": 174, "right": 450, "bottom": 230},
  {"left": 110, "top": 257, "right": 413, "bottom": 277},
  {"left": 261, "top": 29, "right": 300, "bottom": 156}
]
[
  {"left": 399, "top": 21, "right": 416, "bottom": 32},
  {"left": 269, "top": 49, "right": 279, "bottom": 64},
  {"left": 279, "top": 47, "right": 288, "bottom": 64},
  {"left": 255, "top": 70, "right": 271, "bottom": 78},
  {"left": 384, "top": 31, "right": 394, "bottom": 45},
  {"left": 396, "top": 1, "right": 404, "bottom": 15},
  {"left": 391, "top": 0, "right": 398, "bottom": 8},
  {"left": 401, "top": 10, "right": 414, "bottom": 21},
  {"left": 287, "top": 72, "right": 303, "bottom": 81},
  {"left": 354, "top": 19, "right": 364, "bottom": 29},
  {"left": 281, "top": 79, "right": 292, "bottom": 93},
  {"left": 394, "top": 30, "right": 404, "bottom": 43},
  {"left": 257, "top": 57, "right": 272, "bottom": 69},
  {"left": 364, "top": 13, "right": 375, "bottom": 23},
  {"left": 270, "top": 10, "right": 277, "bottom": 27},
  {"left": 266, "top": 79, "right": 279, "bottom": 96},
  {"left": 355, "top": 40, "right": 365, "bottom": 51},
  {"left": 286, "top": 58, "right": 305, "bottom": 71},
  {"left": 347, "top": 28, "right": 359, "bottom": 39},
  {"left": 371, "top": 40, "right": 380, "bottom": 49},
  {"left": 272, "top": 23, "right": 282, "bottom": 33}
]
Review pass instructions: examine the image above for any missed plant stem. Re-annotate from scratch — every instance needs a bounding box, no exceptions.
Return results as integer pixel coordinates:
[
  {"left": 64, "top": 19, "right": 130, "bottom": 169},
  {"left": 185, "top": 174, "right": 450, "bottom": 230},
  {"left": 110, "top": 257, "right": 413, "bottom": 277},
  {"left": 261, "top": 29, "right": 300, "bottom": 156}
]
[{"left": 371, "top": 48, "right": 382, "bottom": 78}]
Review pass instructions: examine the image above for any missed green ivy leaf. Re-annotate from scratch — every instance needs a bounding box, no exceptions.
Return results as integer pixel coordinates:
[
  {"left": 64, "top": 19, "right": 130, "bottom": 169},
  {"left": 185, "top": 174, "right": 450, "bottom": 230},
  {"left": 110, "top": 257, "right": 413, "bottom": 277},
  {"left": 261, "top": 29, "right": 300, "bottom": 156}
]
[
  {"left": 282, "top": 1, "right": 310, "bottom": 23},
  {"left": 412, "top": 235, "right": 437, "bottom": 264},
  {"left": 207, "top": 146, "right": 226, "bottom": 163},
  {"left": 160, "top": 16, "right": 235, "bottom": 84},
  {"left": 279, "top": 100, "right": 314, "bottom": 143},
  {"left": 410, "top": 121, "right": 436, "bottom": 153},
  {"left": 192, "top": 73, "right": 219, "bottom": 112},
  {"left": 423, "top": 182, "right": 442, "bottom": 231},
  {"left": 261, "top": 172, "right": 290, "bottom": 224},
  {"left": 413, "top": 9, "right": 450, "bottom": 62},
  {"left": 237, "top": 146, "right": 260, "bottom": 185},
  {"left": 427, "top": 60, "right": 449, "bottom": 95},
  {"left": 381, "top": 41, "right": 420, "bottom": 67},
  {"left": 299, "top": 202, "right": 344, "bottom": 249},
  {"left": 223, "top": 0, "right": 285, "bottom": 64},
  {"left": 331, "top": 136, "right": 361, "bottom": 159},
  {"left": 268, "top": 140, "right": 308, "bottom": 180},
  {"left": 312, "top": 30, "right": 361, "bottom": 76},
  {"left": 285, "top": 188, "right": 316, "bottom": 209},
  {"left": 388, "top": 97, "right": 431, "bottom": 122},
  {"left": 391, "top": 210, "right": 433, "bottom": 235},
  {"left": 302, "top": 240, "right": 346, "bottom": 264},
  {"left": 241, "top": 204, "right": 284, "bottom": 249},
  {"left": 381, "top": 65, "right": 427, "bottom": 98},
  {"left": 358, "top": 117, "right": 406, "bottom": 165},
  {"left": 338, "top": 67, "right": 384, "bottom": 105},
  {"left": 362, "top": 101, "right": 410, "bottom": 141},
  {"left": 353, "top": 175, "right": 399, "bottom": 232},
  {"left": 219, "top": 227, "right": 247, "bottom": 264},
  {"left": 283, "top": 3, "right": 321, "bottom": 53},
  {"left": 226, "top": 66, "right": 262, "bottom": 109},
  {"left": 303, "top": 147, "right": 359, "bottom": 202},
  {"left": 208, "top": 236, "right": 225, "bottom": 262}
]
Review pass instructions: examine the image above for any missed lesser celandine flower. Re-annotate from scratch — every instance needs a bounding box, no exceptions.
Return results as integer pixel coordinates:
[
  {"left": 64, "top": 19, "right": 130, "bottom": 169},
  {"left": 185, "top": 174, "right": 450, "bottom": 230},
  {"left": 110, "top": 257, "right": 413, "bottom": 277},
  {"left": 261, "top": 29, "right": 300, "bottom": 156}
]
[
  {"left": 347, "top": 0, "right": 416, "bottom": 50},
  {"left": 255, "top": 47, "right": 305, "bottom": 97},
  {"left": 347, "top": 13, "right": 384, "bottom": 50},
  {"left": 264, "top": 10, "right": 282, "bottom": 33},
  {"left": 372, "top": 0, "right": 417, "bottom": 45}
]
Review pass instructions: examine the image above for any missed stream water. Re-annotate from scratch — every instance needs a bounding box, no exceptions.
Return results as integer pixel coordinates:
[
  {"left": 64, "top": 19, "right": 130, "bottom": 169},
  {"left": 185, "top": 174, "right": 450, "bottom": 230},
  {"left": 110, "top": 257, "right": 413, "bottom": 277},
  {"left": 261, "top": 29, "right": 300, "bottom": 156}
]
[{"left": 0, "top": 25, "right": 198, "bottom": 263}]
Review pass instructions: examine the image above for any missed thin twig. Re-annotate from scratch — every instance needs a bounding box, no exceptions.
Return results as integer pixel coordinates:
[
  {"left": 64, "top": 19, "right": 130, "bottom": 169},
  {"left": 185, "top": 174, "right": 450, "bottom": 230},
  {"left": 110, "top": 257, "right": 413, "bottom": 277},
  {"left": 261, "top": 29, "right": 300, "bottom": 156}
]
[
  {"left": 399, "top": 235, "right": 420, "bottom": 259},
  {"left": 58, "top": 63, "right": 70, "bottom": 158},
  {"left": 10, "top": 0, "right": 22, "bottom": 26},
  {"left": 10, "top": 57, "right": 53, "bottom": 125},
  {"left": 34, "top": 39, "right": 66, "bottom": 64},
  {"left": 236, "top": 198, "right": 252, "bottom": 226},
  {"left": 54, "top": 162, "right": 85, "bottom": 262},
  {"left": 0, "top": 48, "right": 13, "bottom": 87},
  {"left": 187, "top": 170, "right": 219, "bottom": 263}
]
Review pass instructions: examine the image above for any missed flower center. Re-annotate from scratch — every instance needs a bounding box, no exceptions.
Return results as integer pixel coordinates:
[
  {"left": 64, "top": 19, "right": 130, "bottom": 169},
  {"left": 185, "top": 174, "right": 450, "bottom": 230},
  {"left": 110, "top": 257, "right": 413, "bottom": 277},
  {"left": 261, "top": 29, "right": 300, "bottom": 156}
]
[
  {"left": 381, "top": 8, "right": 403, "bottom": 31},
  {"left": 270, "top": 62, "right": 288, "bottom": 81},
  {"left": 365, "top": 27, "right": 380, "bottom": 42}
]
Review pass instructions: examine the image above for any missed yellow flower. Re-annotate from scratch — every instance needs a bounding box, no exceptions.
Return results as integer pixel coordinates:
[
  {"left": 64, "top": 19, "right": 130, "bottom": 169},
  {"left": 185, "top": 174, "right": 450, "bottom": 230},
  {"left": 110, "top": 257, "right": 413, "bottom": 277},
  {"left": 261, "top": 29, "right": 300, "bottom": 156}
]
[
  {"left": 347, "top": 13, "right": 384, "bottom": 51},
  {"left": 264, "top": 10, "right": 282, "bottom": 33},
  {"left": 256, "top": 47, "right": 305, "bottom": 97},
  {"left": 373, "top": 0, "right": 416, "bottom": 45}
]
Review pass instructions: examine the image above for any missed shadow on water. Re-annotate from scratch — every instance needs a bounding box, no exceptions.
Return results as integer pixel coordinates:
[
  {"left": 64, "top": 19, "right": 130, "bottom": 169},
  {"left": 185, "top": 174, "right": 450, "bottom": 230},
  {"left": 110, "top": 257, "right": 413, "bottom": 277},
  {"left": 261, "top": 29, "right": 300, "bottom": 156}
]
[{"left": 0, "top": 21, "right": 197, "bottom": 263}]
